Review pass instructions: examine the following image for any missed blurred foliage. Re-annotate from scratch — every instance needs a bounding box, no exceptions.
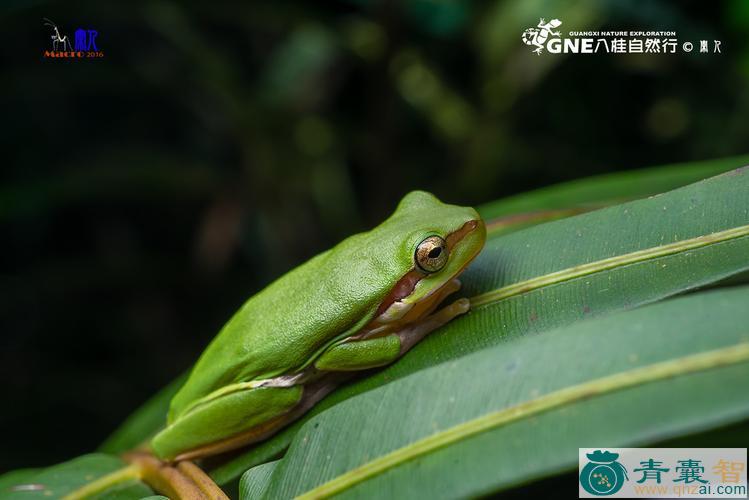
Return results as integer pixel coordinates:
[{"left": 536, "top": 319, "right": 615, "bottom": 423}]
[{"left": 1, "top": 0, "right": 749, "bottom": 472}]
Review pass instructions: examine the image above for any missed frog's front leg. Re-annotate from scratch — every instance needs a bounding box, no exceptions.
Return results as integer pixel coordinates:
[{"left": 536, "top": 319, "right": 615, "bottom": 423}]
[
  {"left": 395, "top": 296, "right": 470, "bottom": 353},
  {"left": 314, "top": 294, "right": 470, "bottom": 372}
]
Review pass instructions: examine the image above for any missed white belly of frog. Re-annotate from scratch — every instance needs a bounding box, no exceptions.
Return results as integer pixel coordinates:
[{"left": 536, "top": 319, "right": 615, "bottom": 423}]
[{"left": 522, "top": 18, "right": 562, "bottom": 55}]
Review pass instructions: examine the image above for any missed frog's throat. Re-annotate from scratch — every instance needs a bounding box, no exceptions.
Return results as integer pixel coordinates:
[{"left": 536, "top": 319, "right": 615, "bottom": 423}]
[
  {"left": 372, "top": 218, "right": 480, "bottom": 320},
  {"left": 362, "top": 218, "right": 481, "bottom": 337},
  {"left": 353, "top": 277, "right": 462, "bottom": 340}
]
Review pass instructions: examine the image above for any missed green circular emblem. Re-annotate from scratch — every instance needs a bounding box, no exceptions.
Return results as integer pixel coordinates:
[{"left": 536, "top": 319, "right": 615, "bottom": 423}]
[{"left": 580, "top": 450, "right": 629, "bottom": 496}]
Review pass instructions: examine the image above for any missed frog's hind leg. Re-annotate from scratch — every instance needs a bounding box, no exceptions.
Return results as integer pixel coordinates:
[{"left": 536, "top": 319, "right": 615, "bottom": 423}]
[
  {"left": 69, "top": 380, "right": 345, "bottom": 499},
  {"left": 125, "top": 452, "right": 229, "bottom": 499},
  {"left": 63, "top": 453, "right": 228, "bottom": 500},
  {"left": 172, "top": 375, "right": 346, "bottom": 462}
]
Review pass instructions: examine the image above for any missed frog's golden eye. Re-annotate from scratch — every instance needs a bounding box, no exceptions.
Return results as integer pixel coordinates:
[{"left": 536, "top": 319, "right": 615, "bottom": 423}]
[{"left": 415, "top": 235, "right": 448, "bottom": 273}]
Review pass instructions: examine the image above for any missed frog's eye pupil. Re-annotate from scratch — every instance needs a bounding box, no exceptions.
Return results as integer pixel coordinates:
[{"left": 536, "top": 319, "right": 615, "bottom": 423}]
[{"left": 415, "top": 236, "right": 449, "bottom": 273}]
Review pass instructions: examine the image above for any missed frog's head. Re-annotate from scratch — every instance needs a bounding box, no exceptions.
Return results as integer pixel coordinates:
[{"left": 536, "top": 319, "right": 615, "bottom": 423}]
[{"left": 363, "top": 190, "right": 486, "bottom": 328}]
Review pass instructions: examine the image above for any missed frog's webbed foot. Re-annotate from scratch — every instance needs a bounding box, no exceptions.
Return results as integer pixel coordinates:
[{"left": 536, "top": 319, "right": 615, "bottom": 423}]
[{"left": 418, "top": 278, "right": 463, "bottom": 318}]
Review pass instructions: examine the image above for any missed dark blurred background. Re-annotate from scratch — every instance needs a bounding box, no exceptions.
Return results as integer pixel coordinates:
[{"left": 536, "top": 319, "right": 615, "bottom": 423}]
[{"left": 2, "top": 0, "right": 749, "bottom": 472}]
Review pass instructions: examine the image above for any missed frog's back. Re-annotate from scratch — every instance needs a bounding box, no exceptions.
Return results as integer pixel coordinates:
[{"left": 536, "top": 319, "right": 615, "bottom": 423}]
[
  {"left": 167, "top": 191, "right": 477, "bottom": 421},
  {"left": 168, "top": 229, "right": 409, "bottom": 420}
]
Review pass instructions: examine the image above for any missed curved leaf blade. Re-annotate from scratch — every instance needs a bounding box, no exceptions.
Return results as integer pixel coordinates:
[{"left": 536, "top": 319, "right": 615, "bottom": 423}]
[
  {"left": 239, "top": 461, "right": 280, "bottom": 500},
  {"left": 478, "top": 155, "right": 749, "bottom": 220},
  {"left": 480, "top": 155, "right": 749, "bottom": 237},
  {"left": 247, "top": 286, "right": 749, "bottom": 499}
]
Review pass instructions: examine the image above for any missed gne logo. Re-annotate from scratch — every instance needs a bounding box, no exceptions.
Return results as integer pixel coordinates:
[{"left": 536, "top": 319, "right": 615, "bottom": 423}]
[
  {"left": 42, "top": 18, "right": 104, "bottom": 59},
  {"left": 521, "top": 17, "right": 723, "bottom": 56},
  {"left": 521, "top": 18, "right": 563, "bottom": 55}
]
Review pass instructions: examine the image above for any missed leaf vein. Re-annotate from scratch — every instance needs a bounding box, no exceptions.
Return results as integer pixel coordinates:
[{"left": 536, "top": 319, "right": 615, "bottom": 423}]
[
  {"left": 296, "top": 342, "right": 749, "bottom": 499},
  {"left": 470, "top": 224, "right": 749, "bottom": 308}
]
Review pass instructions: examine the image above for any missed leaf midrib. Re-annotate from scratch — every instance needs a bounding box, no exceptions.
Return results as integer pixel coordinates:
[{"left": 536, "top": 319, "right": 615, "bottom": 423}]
[
  {"left": 294, "top": 342, "right": 749, "bottom": 499},
  {"left": 470, "top": 224, "right": 749, "bottom": 308}
]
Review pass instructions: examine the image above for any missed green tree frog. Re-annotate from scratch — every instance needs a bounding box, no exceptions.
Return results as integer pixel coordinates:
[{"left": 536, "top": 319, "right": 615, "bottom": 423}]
[{"left": 150, "top": 191, "right": 486, "bottom": 463}]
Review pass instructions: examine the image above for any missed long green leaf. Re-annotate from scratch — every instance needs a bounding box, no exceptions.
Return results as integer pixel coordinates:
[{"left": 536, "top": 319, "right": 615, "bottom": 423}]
[
  {"left": 239, "top": 461, "right": 280, "bottom": 500},
  {"left": 478, "top": 154, "right": 749, "bottom": 220},
  {"left": 243, "top": 286, "right": 749, "bottom": 498},
  {"left": 211, "top": 165, "right": 749, "bottom": 484},
  {"left": 479, "top": 155, "right": 749, "bottom": 237}
]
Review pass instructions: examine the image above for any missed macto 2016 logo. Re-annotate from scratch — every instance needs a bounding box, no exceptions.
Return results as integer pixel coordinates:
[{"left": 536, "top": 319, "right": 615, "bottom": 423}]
[{"left": 43, "top": 18, "right": 104, "bottom": 59}]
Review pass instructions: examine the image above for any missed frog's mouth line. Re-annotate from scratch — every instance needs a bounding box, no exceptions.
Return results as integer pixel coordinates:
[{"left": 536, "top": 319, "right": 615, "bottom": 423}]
[{"left": 373, "top": 219, "right": 483, "bottom": 319}]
